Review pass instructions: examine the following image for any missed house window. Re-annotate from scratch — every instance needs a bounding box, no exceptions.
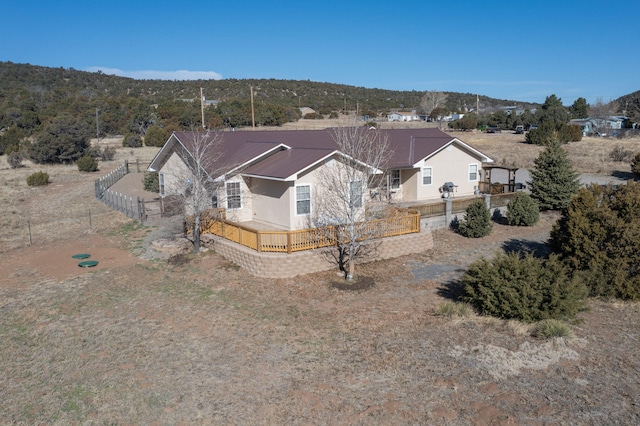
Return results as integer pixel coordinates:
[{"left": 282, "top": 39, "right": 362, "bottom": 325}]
[
  {"left": 159, "top": 172, "right": 165, "bottom": 196},
  {"left": 469, "top": 164, "right": 478, "bottom": 181},
  {"left": 350, "top": 180, "right": 363, "bottom": 208},
  {"left": 211, "top": 193, "right": 218, "bottom": 208},
  {"left": 226, "top": 181, "right": 241, "bottom": 209},
  {"left": 390, "top": 169, "right": 401, "bottom": 189},
  {"left": 422, "top": 167, "right": 432, "bottom": 185},
  {"left": 296, "top": 185, "right": 311, "bottom": 215}
]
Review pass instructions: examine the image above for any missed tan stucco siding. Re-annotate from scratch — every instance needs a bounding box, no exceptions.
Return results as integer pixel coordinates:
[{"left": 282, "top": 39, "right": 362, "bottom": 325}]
[
  {"left": 222, "top": 175, "right": 252, "bottom": 223},
  {"left": 291, "top": 156, "right": 371, "bottom": 231},
  {"left": 411, "top": 144, "right": 482, "bottom": 202},
  {"left": 159, "top": 152, "right": 192, "bottom": 197},
  {"left": 250, "top": 178, "right": 291, "bottom": 229}
]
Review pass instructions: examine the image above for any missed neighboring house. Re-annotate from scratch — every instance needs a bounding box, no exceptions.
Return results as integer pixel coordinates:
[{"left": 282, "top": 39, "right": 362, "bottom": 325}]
[
  {"left": 568, "top": 118, "right": 594, "bottom": 136},
  {"left": 443, "top": 113, "right": 465, "bottom": 122},
  {"left": 387, "top": 111, "right": 420, "bottom": 122},
  {"left": 569, "top": 116, "right": 629, "bottom": 135},
  {"left": 148, "top": 128, "right": 493, "bottom": 231},
  {"left": 299, "top": 107, "right": 317, "bottom": 116}
]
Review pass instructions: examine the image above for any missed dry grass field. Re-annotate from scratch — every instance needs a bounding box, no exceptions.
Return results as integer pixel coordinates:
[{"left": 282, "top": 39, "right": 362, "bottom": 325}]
[{"left": 1, "top": 129, "right": 640, "bottom": 424}]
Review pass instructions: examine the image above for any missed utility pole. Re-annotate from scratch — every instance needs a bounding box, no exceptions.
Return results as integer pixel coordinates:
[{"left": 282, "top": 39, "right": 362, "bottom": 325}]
[
  {"left": 476, "top": 94, "right": 480, "bottom": 115},
  {"left": 200, "top": 87, "right": 206, "bottom": 129},
  {"left": 95, "top": 108, "right": 100, "bottom": 140},
  {"left": 250, "top": 85, "right": 255, "bottom": 129}
]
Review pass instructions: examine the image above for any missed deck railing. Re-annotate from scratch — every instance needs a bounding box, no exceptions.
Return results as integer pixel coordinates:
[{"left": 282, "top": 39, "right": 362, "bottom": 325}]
[{"left": 190, "top": 208, "right": 420, "bottom": 253}]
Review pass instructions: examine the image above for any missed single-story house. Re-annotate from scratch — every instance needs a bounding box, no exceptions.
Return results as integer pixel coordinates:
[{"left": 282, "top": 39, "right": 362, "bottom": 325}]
[
  {"left": 148, "top": 128, "right": 493, "bottom": 231},
  {"left": 569, "top": 116, "right": 629, "bottom": 135},
  {"left": 387, "top": 111, "right": 420, "bottom": 122}
]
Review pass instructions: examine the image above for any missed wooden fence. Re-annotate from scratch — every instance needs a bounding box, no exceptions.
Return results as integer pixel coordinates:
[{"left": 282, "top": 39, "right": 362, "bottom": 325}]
[{"left": 191, "top": 208, "right": 421, "bottom": 253}]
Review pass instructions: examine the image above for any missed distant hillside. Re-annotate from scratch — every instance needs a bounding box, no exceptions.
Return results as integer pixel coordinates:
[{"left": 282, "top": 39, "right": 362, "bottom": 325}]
[
  {"left": 6, "top": 61, "right": 637, "bottom": 140},
  {"left": 0, "top": 61, "right": 537, "bottom": 114},
  {"left": 616, "top": 90, "right": 640, "bottom": 120}
]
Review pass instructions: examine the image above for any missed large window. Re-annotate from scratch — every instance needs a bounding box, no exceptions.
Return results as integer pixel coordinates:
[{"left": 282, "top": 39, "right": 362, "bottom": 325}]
[
  {"left": 296, "top": 185, "right": 311, "bottom": 215},
  {"left": 159, "top": 172, "right": 165, "bottom": 196},
  {"left": 469, "top": 164, "right": 478, "bottom": 181},
  {"left": 390, "top": 169, "right": 401, "bottom": 189},
  {"left": 422, "top": 167, "right": 432, "bottom": 185},
  {"left": 226, "top": 181, "right": 241, "bottom": 209},
  {"left": 350, "top": 180, "right": 363, "bottom": 208}
]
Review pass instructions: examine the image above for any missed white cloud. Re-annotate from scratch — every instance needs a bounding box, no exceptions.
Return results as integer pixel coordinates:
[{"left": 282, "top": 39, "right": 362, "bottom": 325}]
[{"left": 86, "top": 67, "right": 222, "bottom": 81}]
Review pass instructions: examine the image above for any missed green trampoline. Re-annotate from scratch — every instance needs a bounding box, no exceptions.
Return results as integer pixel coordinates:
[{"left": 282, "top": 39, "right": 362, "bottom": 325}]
[
  {"left": 78, "top": 260, "right": 99, "bottom": 268},
  {"left": 72, "top": 253, "right": 91, "bottom": 259}
]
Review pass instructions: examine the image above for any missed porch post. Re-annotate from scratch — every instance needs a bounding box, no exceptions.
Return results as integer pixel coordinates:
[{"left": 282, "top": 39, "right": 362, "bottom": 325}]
[{"left": 445, "top": 199, "right": 452, "bottom": 226}]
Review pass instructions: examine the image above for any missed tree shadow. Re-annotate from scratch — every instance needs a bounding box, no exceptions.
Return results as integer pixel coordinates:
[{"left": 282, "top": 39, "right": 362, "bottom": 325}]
[
  {"left": 436, "top": 278, "right": 466, "bottom": 302},
  {"left": 492, "top": 208, "right": 508, "bottom": 224},
  {"left": 501, "top": 238, "right": 551, "bottom": 258},
  {"left": 611, "top": 170, "right": 635, "bottom": 181}
]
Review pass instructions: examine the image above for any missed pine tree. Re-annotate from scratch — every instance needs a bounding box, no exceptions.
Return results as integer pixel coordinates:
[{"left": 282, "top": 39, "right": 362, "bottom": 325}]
[
  {"left": 458, "top": 199, "right": 493, "bottom": 238},
  {"left": 528, "top": 140, "right": 580, "bottom": 210}
]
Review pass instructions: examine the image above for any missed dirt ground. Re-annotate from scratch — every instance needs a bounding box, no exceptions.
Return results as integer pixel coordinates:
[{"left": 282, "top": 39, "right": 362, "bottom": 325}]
[{"left": 2, "top": 133, "right": 640, "bottom": 424}]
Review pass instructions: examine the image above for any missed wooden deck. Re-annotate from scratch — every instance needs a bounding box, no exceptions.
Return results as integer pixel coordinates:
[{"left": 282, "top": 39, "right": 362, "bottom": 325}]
[{"left": 190, "top": 208, "right": 421, "bottom": 253}]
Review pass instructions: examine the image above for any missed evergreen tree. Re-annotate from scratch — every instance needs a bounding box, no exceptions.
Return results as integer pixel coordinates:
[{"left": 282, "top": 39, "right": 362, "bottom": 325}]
[
  {"left": 528, "top": 140, "right": 580, "bottom": 210},
  {"left": 550, "top": 182, "right": 640, "bottom": 299},
  {"left": 458, "top": 199, "right": 493, "bottom": 238},
  {"left": 29, "top": 114, "right": 91, "bottom": 163},
  {"left": 631, "top": 152, "right": 640, "bottom": 179},
  {"left": 570, "top": 97, "right": 589, "bottom": 119}
]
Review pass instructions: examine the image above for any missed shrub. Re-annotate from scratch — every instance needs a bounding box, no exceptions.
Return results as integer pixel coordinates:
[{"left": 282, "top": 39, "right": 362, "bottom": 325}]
[
  {"left": 609, "top": 145, "right": 633, "bottom": 162},
  {"left": 77, "top": 155, "right": 99, "bottom": 172},
  {"left": 458, "top": 199, "right": 492, "bottom": 238},
  {"left": 462, "top": 252, "right": 588, "bottom": 322},
  {"left": 566, "top": 124, "right": 583, "bottom": 142},
  {"left": 550, "top": 182, "right": 640, "bottom": 299},
  {"left": 435, "top": 302, "right": 474, "bottom": 318},
  {"left": 506, "top": 192, "right": 539, "bottom": 226},
  {"left": 143, "top": 171, "right": 160, "bottom": 192},
  {"left": 7, "top": 151, "right": 23, "bottom": 169},
  {"left": 532, "top": 319, "right": 573, "bottom": 339},
  {"left": 144, "top": 125, "right": 169, "bottom": 147},
  {"left": 122, "top": 133, "right": 143, "bottom": 148},
  {"left": 631, "top": 152, "right": 640, "bottom": 178},
  {"left": 303, "top": 113, "right": 323, "bottom": 119},
  {"left": 100, "top": 146, "right": 117, "bottom": 161},
  {"left": 27, "top": 171, "right": 50, "bottom": 186}
]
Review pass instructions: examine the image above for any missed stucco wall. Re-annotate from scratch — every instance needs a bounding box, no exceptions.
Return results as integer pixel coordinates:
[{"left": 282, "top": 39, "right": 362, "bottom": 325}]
[
  {"left": 250, "top": 178, "right": 291, "bottom": 229},
  {"left": 415, "top": 144, "right": 481, "bottom": 201}
]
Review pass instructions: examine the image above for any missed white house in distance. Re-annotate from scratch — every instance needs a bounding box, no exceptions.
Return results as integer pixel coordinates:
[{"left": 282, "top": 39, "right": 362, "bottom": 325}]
[
  {"left": 387, "top": 111, "right": 420, "bottom": 122},
  {"left": 148, "top": 128, "right": 493, "bottom": 231}
]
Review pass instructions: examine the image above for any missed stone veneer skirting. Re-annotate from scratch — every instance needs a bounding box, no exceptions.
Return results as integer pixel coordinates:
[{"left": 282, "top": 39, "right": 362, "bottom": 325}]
[{"left": 211, "top": 229, "right": 434, "bottom": 279}]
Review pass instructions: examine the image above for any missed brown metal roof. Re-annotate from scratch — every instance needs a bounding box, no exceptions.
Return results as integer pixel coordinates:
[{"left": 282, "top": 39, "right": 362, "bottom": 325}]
[{"left": 168, "top": 127, "right": 490, "bottom": 180}]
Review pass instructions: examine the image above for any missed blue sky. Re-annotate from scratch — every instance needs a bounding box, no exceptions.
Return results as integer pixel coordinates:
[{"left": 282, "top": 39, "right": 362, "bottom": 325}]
[{"left": 2, "top": 0, "right": 638, "bottom": 105}]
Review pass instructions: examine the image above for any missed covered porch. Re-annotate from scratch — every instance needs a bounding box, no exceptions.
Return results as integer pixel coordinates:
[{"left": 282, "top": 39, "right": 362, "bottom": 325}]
[{"left": 479, "top": 164, "right": 524, "bottom": 194}]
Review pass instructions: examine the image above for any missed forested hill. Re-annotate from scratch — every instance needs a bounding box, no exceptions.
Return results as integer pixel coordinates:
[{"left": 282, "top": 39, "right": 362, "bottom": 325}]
[{"left": 0, "top": 61, "right": 533, "bottom": 116}]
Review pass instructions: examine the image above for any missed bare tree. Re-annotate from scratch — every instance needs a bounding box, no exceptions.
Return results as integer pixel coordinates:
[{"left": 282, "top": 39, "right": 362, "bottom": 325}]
[
  {"left": 167, "top": 130, "right": 226, "bottom": 253},
  {"left": 420, "top": 90, "right": 448, "bottom": 117},
  {"left": 312, "top": 126, "right": 391, "bottom": 281},
  {"left": 589, "top": 98, "right": 619, "bottom": 135}
]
